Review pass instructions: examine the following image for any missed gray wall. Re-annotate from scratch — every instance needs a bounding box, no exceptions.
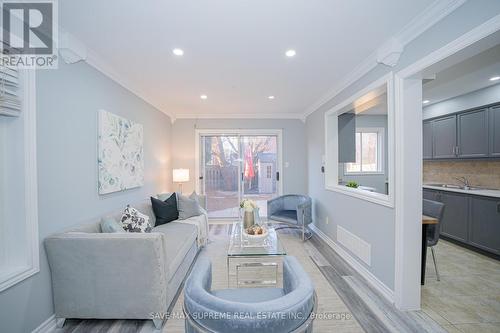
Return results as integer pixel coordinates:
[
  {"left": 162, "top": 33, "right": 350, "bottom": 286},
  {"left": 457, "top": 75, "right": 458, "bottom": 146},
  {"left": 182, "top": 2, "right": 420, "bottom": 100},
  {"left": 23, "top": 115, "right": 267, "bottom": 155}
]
[
  {"left": 306, "top": 0, "right": 500, "bottom": 291},
  {"left": 339, "top": 115, "right": 389, "bottom": 194},
  {"left": 0, "top": 61, "right": 172, "bottom": 333},
  {"left": 423, "top": 83, "right": 500, "bottom": 120},
  {"left": 171, "top": 118, "right": 307, "bottom": 195}
]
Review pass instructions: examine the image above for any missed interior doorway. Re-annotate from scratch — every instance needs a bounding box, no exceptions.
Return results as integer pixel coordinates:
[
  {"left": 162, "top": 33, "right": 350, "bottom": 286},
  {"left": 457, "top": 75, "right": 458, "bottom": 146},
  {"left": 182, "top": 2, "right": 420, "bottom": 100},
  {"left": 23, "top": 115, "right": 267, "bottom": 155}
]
[
  {"left": 195, "top": 130, "right": 283, "bottom": 219},
  {"left": 394, "top": 24, "right": 500, "bottom": 312}
]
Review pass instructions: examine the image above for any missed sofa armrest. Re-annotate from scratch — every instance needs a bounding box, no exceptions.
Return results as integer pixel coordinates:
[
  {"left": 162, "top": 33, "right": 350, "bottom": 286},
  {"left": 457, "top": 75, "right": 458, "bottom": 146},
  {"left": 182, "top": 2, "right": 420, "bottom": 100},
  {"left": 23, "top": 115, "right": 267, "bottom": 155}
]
[{"left": 45, "top": 232, "right": 168, "bottom": 319}]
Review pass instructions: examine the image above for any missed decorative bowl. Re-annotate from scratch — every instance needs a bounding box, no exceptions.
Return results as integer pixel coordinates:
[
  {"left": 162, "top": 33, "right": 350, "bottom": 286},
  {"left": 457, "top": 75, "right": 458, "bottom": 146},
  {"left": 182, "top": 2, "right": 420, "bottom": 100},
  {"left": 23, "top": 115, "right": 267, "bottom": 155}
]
[{"left": 243, "top": 225, "right": 268, "bottom": 242}]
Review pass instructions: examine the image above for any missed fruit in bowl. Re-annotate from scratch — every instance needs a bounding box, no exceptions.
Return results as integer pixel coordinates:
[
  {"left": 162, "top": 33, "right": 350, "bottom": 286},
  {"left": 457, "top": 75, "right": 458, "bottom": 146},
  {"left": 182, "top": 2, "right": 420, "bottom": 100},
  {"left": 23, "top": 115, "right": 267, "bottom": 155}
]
[
  {"left": 244, "top": 225, "right": 268, "bottom": 242},
  {"left": 246, "top": 225, "right": 264, "bottom": 235}
]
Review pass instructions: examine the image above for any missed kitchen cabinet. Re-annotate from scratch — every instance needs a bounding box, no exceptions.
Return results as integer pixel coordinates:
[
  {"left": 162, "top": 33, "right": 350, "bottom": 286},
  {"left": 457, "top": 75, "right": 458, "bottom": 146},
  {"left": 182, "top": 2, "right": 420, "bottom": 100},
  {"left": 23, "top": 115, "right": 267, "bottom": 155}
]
[
  {"left": 423, "top": 103, "right": 500, "bottom": 160},
  {"left": 432, "top": 115, "right": 457, "bottom": 159},
  {"left": 457, "top": 109, "right": 489, "bottom": 158},
  {"left": 338, "top": 113, "right": 356, "bottom": 163},
  {"left": 423, "top": 188, "right": 437, "bottom": 200},
  {"left": 423, "top": 187, "right": 500, "bottom": 257},
  {"left": 438, "top": 191, "right": 469, "bottom": 243},
  {"left": 490, "top": 106, "right": 500, "bottom": 157},
  {"left": 423, "top": 121, "right": 433, "bottom": 159},
  {"left": 469, "top": 196, "right": 500, "bottom": 255}
]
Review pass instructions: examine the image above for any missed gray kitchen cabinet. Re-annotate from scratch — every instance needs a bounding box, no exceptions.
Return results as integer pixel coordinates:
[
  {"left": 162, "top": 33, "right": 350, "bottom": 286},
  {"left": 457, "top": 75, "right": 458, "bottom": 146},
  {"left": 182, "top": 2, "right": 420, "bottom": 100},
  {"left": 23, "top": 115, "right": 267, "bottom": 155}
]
[
  {"left": 423, "top": 188, "right": 437, "bottom": 200},
  {"left": 423, "top": 187, "right": 500, "bottom": 257},
  {"left": 437, "top": 191, "right": 468, "bottom": 243},
  {"left": 457, "top": 109, "right": 489, "bottom": 158},
  {"left": 490, "top": 106, "right": 500, "bottom": 157},
  {"left": 469, "top": 196, "right": 500, "bottom": 255},
  {"left": 338, "top": 113, "right": 356, "bottom": 163},
  {"left": 432, "top": 116, "right": 457, "bottom": 159},
  {"left": 423, "top": 121, "right": 433, "bottom": 159}
]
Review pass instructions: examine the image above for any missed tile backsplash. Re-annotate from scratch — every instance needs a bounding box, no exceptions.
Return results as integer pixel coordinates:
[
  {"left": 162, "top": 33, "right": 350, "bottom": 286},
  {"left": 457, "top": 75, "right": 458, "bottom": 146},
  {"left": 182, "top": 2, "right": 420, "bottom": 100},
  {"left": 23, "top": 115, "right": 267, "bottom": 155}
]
[{"left": 423, "top": 160, "right": 500, "bottom": 190}]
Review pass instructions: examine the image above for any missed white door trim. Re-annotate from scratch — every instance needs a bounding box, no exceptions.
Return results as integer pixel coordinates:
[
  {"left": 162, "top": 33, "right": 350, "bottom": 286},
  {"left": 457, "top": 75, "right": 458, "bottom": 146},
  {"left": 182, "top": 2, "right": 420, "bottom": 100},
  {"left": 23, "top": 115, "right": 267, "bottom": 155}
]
[
  {"left": 393, "top": 14, "right": 500, "bottom": 310},
  {"left": 194, "top": 129, "right": 284, "bottom": 216}
]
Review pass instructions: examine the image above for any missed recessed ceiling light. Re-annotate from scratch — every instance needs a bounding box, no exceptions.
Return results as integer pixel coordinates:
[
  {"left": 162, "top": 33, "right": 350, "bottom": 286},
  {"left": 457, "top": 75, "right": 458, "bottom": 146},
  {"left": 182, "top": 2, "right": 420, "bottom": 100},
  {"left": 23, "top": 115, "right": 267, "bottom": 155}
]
[
  {"left": 268, "top": 95, "right": 275, "bottom": 100},
  {"left": 285, "top": 49, "right": 296, "bottom": 57},
  {"left": 172, "top": 48, "right": 184, "bottom": 56},
  {"left": 489, "top": 76, "right": 500, "bottom": 81},
  {"left": 423, "top": 100, "right": 430, "bottom": 104},
  {"left": 200, "top": 94, "right": 208, "bottom": 100}
]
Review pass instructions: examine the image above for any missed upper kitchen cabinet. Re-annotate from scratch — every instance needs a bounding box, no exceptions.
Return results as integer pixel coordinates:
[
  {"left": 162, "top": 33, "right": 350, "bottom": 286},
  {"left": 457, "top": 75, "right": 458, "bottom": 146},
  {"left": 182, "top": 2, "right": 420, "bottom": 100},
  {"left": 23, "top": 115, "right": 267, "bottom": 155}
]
[
  {"left": 423, "top": 121, "right": 433, "bottom": 159},
  {"left": 490, "top": 106, "right": 500, "bottom": 157},
  {"left": 432, "top": 115, "right": 457, "bottom": 159},
  {"left": 457, "top": 109, "right": 489, "bottom": 158},
  {"left": 424, "top": 103, "right": 500, "bottom": 160}
]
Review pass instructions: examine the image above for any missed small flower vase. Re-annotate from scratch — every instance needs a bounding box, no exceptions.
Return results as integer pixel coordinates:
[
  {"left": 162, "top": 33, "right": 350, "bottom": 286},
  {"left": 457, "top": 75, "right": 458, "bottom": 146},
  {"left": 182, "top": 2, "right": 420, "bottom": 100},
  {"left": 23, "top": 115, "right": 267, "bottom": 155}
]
[{"left": 243, "top": 210, "right": 254, "bottom": 229}]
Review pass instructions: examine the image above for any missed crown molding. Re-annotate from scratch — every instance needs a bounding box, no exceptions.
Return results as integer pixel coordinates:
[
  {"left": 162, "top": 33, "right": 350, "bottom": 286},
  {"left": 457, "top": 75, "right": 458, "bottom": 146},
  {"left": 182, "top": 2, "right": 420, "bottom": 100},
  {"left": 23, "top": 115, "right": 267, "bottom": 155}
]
[
  {"left": 84, "top": 49, "right": 175, "bottom": 120},
  {"left": 174, "top": 112, "right": 305, "bottom": 123},
  {"left": 302, "top": 0, "right": 467, "bottom": 121},
  {"left": 56, "top": 26, "right": 175, "bottom": 120}
]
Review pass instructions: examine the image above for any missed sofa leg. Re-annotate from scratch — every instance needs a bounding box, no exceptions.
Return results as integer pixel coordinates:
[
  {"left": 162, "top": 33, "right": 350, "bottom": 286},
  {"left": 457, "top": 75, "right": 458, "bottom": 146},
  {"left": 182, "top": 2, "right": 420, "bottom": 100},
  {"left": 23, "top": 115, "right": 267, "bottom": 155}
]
[
  {"left": 152, "top": 318, "right": 164, "bottom": 330},
  {"left": 56, "top": 318, "right": 66, "bottom": 328}
]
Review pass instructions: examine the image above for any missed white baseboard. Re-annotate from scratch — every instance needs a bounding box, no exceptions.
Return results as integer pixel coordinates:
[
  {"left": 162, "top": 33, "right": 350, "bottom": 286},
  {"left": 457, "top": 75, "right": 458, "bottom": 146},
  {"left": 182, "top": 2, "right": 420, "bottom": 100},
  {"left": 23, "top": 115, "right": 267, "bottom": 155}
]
[
  {"left": 309, "top": 224, "right": 395, "bottom": 303},
  {"left": 32, "top": 314, "right": 56, "bottom": 333}
]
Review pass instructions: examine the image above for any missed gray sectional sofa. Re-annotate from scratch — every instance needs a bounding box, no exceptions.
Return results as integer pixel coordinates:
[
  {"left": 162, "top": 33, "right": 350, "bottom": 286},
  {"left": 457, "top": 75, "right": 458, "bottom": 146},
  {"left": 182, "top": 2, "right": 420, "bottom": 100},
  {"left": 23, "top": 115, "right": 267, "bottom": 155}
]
[{"left": 45, "top": 197, "right": 207, "bottom": 330}]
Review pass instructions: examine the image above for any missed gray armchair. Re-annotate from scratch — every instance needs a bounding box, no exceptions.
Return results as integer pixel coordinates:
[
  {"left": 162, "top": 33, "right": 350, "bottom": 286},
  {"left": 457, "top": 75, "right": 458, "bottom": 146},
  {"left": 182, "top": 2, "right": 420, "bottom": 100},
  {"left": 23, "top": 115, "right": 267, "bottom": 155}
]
[
  {"left": 183, "top": 256, "right": 317, "bottom": 333},
  {"left": 267, "top": 195, "right": 312, "bottom": 241}
]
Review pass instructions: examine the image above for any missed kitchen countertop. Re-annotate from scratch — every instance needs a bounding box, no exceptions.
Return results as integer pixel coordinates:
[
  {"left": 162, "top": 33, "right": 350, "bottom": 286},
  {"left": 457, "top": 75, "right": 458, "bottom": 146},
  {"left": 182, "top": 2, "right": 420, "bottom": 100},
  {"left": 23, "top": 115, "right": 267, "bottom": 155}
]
[{"left": 423, "top": 184, "right": 500, "bottom": 199}]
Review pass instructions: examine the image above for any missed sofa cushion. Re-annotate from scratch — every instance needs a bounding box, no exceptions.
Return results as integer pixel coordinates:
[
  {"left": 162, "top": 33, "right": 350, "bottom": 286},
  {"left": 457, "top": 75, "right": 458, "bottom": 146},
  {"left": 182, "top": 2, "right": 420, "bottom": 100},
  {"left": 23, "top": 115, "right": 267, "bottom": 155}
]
[
  {"left": 121, "top": 205, "right": 152, "bottom": 233},
  {"left": 212, "top": 288, "right": 284, "bottom": 303},
  {"left": 157, "top": 192, "right": 174, "bottom": 201},
  {"left": 270, "top": 210, "right": 298, "bottom": 224},
  {"left": 177, "top": 194, "right": 205, "bottom": 220},
  {"left": 151, "top": 194, "right": 178, "bottom": 226},
  {"left": 100, "top": 217, "right": 126, "bottom": 233},
  {"left": 153, "top": 222, "right": 197, "bottom": 280}
]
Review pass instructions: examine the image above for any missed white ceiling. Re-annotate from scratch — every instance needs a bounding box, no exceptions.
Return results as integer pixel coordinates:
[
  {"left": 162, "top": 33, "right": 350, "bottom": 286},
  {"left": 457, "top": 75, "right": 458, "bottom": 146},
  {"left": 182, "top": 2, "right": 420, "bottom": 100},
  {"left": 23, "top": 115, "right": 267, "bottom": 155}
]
[
  {"left": 59, "top": 0, "right": 435, "bottom": 118},
  {"left": 423, "top": 43, "right": 500, "bottom": 105}
]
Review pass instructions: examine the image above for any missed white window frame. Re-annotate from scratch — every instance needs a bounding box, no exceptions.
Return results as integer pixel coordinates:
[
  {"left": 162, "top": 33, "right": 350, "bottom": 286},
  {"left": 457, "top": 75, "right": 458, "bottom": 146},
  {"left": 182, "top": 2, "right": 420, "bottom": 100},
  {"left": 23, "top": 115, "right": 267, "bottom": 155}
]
[
  {"left": 324, "top": 73, "right": 394, "bottom": 207},
  {"left": 0, "top": 70, "right": 39, "bottom": 292},
  {"left": 344, "top": 127, "right": 385, "bottom": 175},
  {"left": 194, "top": 128, "right": 283, "bottom": 219}
]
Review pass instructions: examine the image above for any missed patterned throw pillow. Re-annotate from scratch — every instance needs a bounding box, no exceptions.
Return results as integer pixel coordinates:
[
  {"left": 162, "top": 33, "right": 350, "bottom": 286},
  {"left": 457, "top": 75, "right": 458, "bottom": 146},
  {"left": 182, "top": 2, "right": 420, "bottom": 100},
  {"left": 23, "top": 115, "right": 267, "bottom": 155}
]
[{"left": 121, "top": 205, "right": 152, "bottom": 233}]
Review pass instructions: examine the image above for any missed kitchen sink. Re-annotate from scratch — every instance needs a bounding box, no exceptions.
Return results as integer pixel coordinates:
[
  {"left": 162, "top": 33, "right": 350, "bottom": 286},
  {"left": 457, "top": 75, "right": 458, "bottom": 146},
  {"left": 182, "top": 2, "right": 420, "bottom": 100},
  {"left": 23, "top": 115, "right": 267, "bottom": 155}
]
[{"left": 425, "top": 184, "right": 483, "bottom": 191}]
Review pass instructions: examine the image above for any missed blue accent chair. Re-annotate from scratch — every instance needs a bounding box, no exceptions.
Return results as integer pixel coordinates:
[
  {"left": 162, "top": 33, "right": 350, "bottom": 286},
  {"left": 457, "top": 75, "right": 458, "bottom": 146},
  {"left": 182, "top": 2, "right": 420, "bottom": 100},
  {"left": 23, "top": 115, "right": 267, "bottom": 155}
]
[
  {"left": 267, "top": 195, "right": 312, "bottom": 240},
  {"left": 183, "top": 256, "right": 317, "bottom": 333}
]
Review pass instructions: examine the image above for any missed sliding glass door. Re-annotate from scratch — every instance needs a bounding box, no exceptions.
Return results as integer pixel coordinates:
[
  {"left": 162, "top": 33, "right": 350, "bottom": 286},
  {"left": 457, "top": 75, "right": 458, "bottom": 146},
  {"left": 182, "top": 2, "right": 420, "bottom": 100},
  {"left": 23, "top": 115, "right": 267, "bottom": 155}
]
[
  {"left": 197, "top": 131, "right": 281, "bottom": 219},
  {"left": 240, "top": 135, "right": 279, "bottom": 216}
]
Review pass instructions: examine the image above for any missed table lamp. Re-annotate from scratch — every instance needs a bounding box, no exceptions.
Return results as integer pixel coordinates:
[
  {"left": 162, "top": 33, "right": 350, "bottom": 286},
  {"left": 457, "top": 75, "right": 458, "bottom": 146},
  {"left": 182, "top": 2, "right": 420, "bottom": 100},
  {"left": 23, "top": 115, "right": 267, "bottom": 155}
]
[{"left": 173, "top": 168, "right": 189, "bottom": 194}]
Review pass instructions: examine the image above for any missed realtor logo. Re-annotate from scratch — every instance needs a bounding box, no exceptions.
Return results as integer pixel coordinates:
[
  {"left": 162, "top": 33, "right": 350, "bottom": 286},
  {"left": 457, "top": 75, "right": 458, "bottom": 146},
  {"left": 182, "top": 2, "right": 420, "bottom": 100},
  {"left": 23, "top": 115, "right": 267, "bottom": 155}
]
[{"left": 1, "top": 0, "right": 58, "bottom": 68}]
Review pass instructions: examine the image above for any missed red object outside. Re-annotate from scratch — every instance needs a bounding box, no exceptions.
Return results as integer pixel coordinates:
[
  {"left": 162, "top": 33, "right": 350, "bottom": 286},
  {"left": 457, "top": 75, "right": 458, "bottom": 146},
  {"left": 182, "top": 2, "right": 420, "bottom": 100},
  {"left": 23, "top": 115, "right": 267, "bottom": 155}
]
[{"left": 244, "top": 148, "right": 254, "bottom": 179}]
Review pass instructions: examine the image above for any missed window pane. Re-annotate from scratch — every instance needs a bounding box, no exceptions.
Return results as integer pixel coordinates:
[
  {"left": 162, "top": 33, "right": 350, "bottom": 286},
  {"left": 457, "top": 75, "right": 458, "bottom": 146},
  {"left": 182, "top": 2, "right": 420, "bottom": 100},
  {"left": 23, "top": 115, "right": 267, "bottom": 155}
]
[
  {"left": 346, "top": 133, "right": 361, "bottom": 172},
  {"left": 361, "top": 132, "right": 378, "bottom": 172}
]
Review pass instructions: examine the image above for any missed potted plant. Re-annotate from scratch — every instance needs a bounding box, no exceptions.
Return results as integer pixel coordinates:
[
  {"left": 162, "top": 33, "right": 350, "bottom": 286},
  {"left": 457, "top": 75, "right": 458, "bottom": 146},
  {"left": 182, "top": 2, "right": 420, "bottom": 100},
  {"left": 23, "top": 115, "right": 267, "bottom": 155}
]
[{"left": 346, "top": 181, "right": 359, "bottom": 189}]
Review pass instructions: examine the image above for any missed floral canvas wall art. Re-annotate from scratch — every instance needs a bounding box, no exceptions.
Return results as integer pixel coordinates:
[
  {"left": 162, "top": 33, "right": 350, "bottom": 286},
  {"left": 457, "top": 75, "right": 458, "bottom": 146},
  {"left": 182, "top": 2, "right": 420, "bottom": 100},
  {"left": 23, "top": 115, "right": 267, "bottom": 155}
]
[{"left": 98, "top": 110, "right": 144, "bottom": 194}]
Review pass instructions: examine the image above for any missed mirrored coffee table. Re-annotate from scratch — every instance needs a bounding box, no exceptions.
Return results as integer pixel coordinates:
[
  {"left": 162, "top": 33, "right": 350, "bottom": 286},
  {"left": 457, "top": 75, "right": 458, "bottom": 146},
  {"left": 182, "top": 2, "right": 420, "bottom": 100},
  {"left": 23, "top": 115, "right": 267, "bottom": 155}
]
[{"left": 227, "top": 222, "right": 286, "bottom": 288}]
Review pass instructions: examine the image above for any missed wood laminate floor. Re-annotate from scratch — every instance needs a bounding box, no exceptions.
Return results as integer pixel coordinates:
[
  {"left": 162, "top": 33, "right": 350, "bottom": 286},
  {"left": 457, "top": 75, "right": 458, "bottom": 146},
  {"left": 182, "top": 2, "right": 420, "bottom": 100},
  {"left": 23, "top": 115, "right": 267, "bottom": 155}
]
[{"left": 53, "top": 224, "right": 499, "bottom": 333}]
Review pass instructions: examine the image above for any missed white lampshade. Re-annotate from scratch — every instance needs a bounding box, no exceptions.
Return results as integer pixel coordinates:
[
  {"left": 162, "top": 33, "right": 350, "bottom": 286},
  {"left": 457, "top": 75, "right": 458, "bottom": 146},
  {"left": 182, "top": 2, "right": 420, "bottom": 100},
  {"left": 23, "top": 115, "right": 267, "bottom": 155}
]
[{"left": 173, "top": 169, "right": 190, "bottom": 183}]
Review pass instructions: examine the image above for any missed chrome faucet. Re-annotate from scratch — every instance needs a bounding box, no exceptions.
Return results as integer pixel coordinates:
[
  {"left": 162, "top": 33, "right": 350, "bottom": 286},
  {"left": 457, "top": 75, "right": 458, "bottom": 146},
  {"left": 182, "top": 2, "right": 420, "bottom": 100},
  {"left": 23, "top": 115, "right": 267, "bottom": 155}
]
[{"left": 455, "top": 176, "right": 471, "bottom": 190}]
